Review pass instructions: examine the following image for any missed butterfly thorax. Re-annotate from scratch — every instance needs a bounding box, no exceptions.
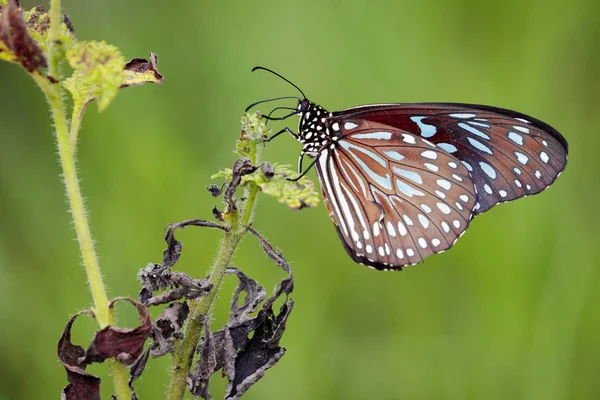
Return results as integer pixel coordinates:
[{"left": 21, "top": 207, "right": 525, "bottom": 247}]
[{"left": 296, "top": 100, "right": 340, "bottom": 157}]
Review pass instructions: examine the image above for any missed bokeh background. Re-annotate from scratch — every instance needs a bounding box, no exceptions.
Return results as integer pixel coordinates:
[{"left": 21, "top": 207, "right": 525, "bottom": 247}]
[{"left": 1, "top": 0, "right": 599, "bottom": 399}]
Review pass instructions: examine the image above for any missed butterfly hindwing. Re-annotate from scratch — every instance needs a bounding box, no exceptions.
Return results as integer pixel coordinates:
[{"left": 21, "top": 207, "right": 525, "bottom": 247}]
[
  {"left": 333, "top": 103, "right": 568, "bottom": 214},
  {"left": 315, "top": 119, "right": 477, "bottom": 270}
]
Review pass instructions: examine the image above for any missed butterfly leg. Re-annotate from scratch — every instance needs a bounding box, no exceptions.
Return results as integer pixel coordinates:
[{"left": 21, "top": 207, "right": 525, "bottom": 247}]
[
  {"left": 288, "top": 155, "right": 318, "bottom": 182},
  {"left": 264, "top": 127, "right": 298, "bottom": 143}
]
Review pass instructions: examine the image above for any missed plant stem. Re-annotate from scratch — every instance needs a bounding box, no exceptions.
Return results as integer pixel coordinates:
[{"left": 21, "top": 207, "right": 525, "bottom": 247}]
[
  {"left": 69, "top": 101, "right": 87, "bottom": 151},
  {"left": 167, "top": 141, "right": 262, "bottom": 400},
  {"left": 38, "top": 0, "right": 132, "bottom": 397}
]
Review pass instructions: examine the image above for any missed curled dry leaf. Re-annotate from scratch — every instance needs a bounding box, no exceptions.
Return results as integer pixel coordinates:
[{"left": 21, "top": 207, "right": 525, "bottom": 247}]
[
  {"left": 129, "top": 347, "right": 151, "bottom": 391},
  {"left": 57, "top": 310, "right": 100, "bottom": 400},
  {"left": 226, "top": 267, "right": 266, "bottom": 321},
  {"left": 138, "top": 263, "right": 212, "bottom": 306},
  {"left": 189, "top": 256, "right": 294, "bottom": 399},
  {"left": 150, "top": 301, "right": 189, "bottom": 357},
  {"left": 0, "top": 0, "right": 46, "bottom": 72},
  {"left": 85, "top": 297, "right": 151, "bottom": 366},
  {"left": 121, "top": 53, "right": 164, "bottom": 88},
  {"left": 247, "top": 226, "right": 292, "bottom": 275}
]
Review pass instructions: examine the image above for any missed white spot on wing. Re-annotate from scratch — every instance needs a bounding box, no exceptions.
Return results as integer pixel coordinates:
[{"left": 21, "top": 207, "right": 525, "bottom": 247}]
[
  {"left": 418, "top": 214, "right": 430, "bottom": 229},
  {"left": 410, "top": 116, "right": 436, "bottom": 138},
  {"left": 421, "top": 150, "right": 437, "bottom": 160},
  {"left": 424, "top": 163, "right": 439, "bottom": 172},
  {"left": 344, "top": 122, "right": 358, "bottom": 130},
  {"left": 397, "top": 222, "right": 407, "bottom": 236},
  {"left": 508, "top": 131, "right": 524, "bottom": 145},
  {"left": 479, "top": 162, "right": 497, "bottom": 179},
  {"left": 515, "top": 151, "right": 529, "bottom": 165},
  {"left": 402, "top": 134, "right": 416, "bottom": 144},
  {"left": 514, "top": 126, "right": 530, "bottom": 133},
  {"left": 393, "top": 167, "right": 423, "bottom": 184},
  {"left": 385, "top": 151, "right": 404, "bottom": 161},
  {"left": 450, "top": 113, "right": 476, "bottom": 118},
  {"left": 386, "top": 221, "right": 396, "bottom": 237},
  {"left": 468, "top": 137, "right": 493, "bottom": 154},
  {"left": 437, "top": 202, "right": 451, "bottom": 214},
  {"left": 352, "top": 131, "right": 392, "bottom": 140},
  {"left": 437, "top": 143, "right": 458, "bottom": 153},
  {"left": 437, "top": 179, "right": 452, "bottom": 190},
  {"left": 458, "top": 122, "right": 491, "bottom": 140}
]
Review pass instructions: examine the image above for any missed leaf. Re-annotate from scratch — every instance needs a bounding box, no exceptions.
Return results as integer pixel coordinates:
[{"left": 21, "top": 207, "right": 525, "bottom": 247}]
[
  {"left": 64, "top": 40, "right": 126, "bottom": 111},
  {"left": 57, "top": 310, "right": 101, "bottom": 400},
  {"left": 0, "top": 0, "right": 46, "bottom": 72},
  {"left": 212, "top": 162, "right": 319, "bottom": 210},
  {"left": 121, "top": 53, "right": 163, "bottom": 87},
  {"left": 84, "top": 297, "right": 151, "bottom": 366},
  {"left": 0, "top": 1, "right": 74, "bottom": 72},
  {"left": 226, "top": 267, "right": 266, "bottom": 321},
  {"left": 150, "top": 302, "right": 190, "bottom": 357},
  {"left": 129, "top": 347, "right": 151, "bottom": 391},
  {"left": 189, "top": 237, "right": 295, "bottom": 399},
  {"left": 138, "top": 263, "right": 212, "bottom": 306},
  {"left": 257, "top": 163, "right": 319, "bottom": 209}
]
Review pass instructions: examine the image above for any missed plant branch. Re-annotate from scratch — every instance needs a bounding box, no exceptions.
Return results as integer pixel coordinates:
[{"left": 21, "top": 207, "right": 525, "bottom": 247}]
[
  {"left": 33, "top": 1, "right": 133, "bottom": 397},
  {"left": 166, "top": 141, "right": 263, "bottom": 400}
]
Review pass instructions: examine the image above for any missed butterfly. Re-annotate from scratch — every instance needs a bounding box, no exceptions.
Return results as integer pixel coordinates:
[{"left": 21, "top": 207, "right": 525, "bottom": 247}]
[{"left": 248, "top": 67, "right": 569, "bottom": 270}]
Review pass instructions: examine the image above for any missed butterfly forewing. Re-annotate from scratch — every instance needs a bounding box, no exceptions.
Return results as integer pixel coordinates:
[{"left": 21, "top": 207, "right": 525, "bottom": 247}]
[
  {"left": 316, "top": 119, "right": 477, "bottom": 270},
  {"left": 334, "top": 103, "right": 568, "bottom": 214}
]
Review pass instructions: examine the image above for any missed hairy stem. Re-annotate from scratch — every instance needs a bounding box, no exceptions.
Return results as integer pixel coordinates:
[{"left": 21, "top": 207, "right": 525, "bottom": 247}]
[
  {"left": 36, "top": 1, "right": 132, "bottom": 397},
  {"left": 69, "top": 101, "right": 87, "bottom": 151},
  {"left": 167, "top": 141, "right": 262, "bottom": 400}
]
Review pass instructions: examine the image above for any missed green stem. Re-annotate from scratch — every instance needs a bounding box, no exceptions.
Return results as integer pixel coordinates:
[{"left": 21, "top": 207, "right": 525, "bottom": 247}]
[
  {"left": 48, "top": 0, "right": 61, "bottom": 79},
  {"left": 69, "top": 101, "right": 87, "bottom": 151},
  {"left": 167, "top": 141, "right": 262, "bottom": 400},
  {"left": 32, "top": 72, "right": 133, "bottom": 400},
  {"left": 37, "top": 1, "right": 132, "bottom": 397}
]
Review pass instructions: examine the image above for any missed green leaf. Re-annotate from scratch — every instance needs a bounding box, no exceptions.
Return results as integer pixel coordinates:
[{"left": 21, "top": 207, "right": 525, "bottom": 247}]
[
  {"left": 257, "top": 164, "right": 319, "bottom": 210},
  {"left": 212, "top": 163, "right": 319, "bottom": 210},
  {"left": 236, "top": 112, "right": 270, "bottom": 157},
  {"left": 64, "top": 40, "right": 125, "bottom": 111}
]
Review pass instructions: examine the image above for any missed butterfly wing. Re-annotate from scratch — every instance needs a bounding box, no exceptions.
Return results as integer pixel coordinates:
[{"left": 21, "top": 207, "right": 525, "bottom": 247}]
[
  {"left": 316, "top": 119, "right": 477, "bottom": 270},
  {"left": 333, "top": 103, "right": 568, "bottom": 214}
]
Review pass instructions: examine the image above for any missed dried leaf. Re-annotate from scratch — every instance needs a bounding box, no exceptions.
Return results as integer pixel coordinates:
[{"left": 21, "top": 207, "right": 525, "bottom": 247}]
[
  {"left": 138, "top": 263, "right": 212, "bottom": 306},
  {"left": 150, "top": 302, "right": 189, "bottom": 357},
  {"left": 226, "top": 267, "right": 266, "bottom": 321},
  {"left": 57, "top": 310, "right": 101, "bottom": 400},
  {"left": 129, "top": 347, "right": 151, "bottom": 390},
  {"left": 0, "top": 0, "right": 46, "bottom": 71},
  {"left": 121, "top": 53, "right": 163, "bottom": 87},
  {"left": 0, "top": 2, "right": 74, "bottom": 73},
  {"left": 247, "top": 226, "right": 292, "bottom": 275},
  {"left": 85, "top": 297, "right": 151, "bottom": 366},
  {"left": 187, "top": 317, "right": 218, "bottom": 399},
  {"left": 189, "top": 268, "right": 294, "bottom": 399}
]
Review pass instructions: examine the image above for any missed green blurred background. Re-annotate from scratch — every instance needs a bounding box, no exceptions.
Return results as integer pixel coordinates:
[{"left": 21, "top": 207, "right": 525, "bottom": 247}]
[{"left": 1, "top": 0, "right": 598, "bottom": 399}]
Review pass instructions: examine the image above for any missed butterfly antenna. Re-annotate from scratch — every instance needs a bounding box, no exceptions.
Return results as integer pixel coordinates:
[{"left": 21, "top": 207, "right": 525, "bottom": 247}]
[
  {"left": 252, "top": 66, "right": 307, "bottom": 99},
  {"left": 244, "top": 96, "right": 300, "bottom": 112}
]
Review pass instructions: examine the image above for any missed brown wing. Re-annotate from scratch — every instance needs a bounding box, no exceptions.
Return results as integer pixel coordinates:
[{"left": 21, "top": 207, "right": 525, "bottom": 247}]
[{"left": 315, "top": 119, "right": 477, "bottom": 270}]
